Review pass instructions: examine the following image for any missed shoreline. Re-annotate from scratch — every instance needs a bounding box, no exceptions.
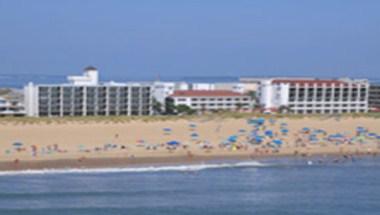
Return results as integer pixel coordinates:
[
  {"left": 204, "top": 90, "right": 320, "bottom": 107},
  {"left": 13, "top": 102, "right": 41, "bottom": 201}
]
[{"left": 1, "top": 150, "right": 378, "bottom": 172}]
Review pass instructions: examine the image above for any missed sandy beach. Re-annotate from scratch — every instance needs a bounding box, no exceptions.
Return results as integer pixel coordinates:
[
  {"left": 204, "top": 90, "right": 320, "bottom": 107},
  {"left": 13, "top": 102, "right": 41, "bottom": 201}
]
[{"left": 0, "top": 116, "right": 379, "bottom": 171}]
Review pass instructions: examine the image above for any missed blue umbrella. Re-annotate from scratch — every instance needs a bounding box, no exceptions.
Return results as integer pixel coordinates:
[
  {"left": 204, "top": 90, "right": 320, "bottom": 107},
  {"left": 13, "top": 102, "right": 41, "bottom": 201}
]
[
  {"left": 167, "top": 141, "right": 180, "bottom": 146},
  {"left": 356, "top": 127, "right": 366, "bottom": 131},
  {"left": 309, "top": 135, "right": 318, "bottom": 141},
  {"left": 265, "top": 130, "right": 274, "bottom": 137},
  {"left": 356, "top": 127, "right": 367, "bottom": 135},
  {"left": 163, "top": 128, "right": 172, "bottom": 132},
  {"left": 191, "top": 133, "right": 199, "bottom": 137},
  {"left": 257, "top": 118, "right": 265, "bottom": 125},
  {"left": 328, "top": 134, "right": 345, "bottom": 140},
  {"left": 13, "top": 142, "right": 23, "bottom": 147},
  {"left": 368, "top": 133, "right": 377, "bottom": 137},
  {"left": 281, "top": 128, "right": 289, "bottom": 134},
  {"left": 248, "top": 118, "right": 265, "bottom": 125},
  {"left": 272, "top": 139, "right": 283, "bottom": 145},
  {"left": 255, "top": 136, "right": 264, "bottom": 143},
  {"left": 302, "top": 127, "right": 310, "bottom": 132},
  {"left": 228, "top": 135, "right": 238, "bottom": 142}
]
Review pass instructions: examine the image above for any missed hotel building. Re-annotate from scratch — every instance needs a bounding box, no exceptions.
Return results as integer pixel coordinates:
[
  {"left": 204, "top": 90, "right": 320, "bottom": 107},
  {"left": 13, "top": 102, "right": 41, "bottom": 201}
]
[
  {"left": 24, "top": 67, "right": 152, "bottom": 117},
  {"left": 258, "top": 78, "right": 369, "bottom": 114},
  {"left": 169, "top": 90, "right": 252, "bottom": 112},
  {"left": 0, "top": 96, "right": 25, "bottom": 116},
  {"left": 369, "top": 82, "right": 380, "bottom": 111}
]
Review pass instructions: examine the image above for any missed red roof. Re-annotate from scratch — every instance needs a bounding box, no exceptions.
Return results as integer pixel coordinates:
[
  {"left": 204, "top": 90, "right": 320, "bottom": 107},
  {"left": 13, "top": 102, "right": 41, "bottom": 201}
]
[
  {"left": 170, "top": 90, "right": 245, "bottom": 97},
  {"left": 272, "top": 79, "right": 346, "bottom": 86}
]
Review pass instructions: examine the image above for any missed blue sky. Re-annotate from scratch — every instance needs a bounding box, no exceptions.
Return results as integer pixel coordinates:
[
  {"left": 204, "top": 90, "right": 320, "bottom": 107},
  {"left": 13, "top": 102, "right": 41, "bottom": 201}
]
[{"left": 0, "top": 0, "right": 379, "bottom": 80}]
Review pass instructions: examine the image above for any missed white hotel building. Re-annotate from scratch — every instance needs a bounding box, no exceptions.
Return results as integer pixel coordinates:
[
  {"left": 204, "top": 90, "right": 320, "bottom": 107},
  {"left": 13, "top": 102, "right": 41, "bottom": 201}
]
[
  {"left": 169, "top": 90, "right": 252, "bottom": 112},
  {"left": 258, "top": 79, "right": 369, "bottom": 114},
  {"left": 24, "top": 67, "right": 152, "bottom": 117}
]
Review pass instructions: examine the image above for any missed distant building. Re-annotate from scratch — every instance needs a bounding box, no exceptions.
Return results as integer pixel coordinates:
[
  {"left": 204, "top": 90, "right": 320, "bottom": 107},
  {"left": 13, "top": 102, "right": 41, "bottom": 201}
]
[
  {"left": 0, "top": 96, "right": 25, "bottom": 116},
  {"left": 240, "top": 77, "right": 316, "bottom": 93},
  {"left": 24, "top": 67, "right": 152, "bottom": 117},
  {"left": 369, "top": 83, "right": 380, "bottom": 111},
  {"left": 169, "top": 90, "right": 252, "bottom": 112},
  {"left": 67, "top": 66, "right": 99, "bottom": 86},
  {"left": 152, "top": 81, "right": 180, "bottom": 104},
  {"left": 258, "top": 78, "right": 369, "bottom": 114}
]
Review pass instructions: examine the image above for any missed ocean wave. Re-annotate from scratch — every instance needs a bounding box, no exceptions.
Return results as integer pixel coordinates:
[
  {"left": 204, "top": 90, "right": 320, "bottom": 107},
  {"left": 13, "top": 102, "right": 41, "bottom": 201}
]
[{"left": 0, "top": 161, "right": 267, "bottom": 176}]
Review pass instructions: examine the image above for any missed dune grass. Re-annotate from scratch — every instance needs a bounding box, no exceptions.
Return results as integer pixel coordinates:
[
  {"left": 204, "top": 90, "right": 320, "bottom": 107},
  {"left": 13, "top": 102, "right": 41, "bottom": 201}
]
[{"left": 0, "top": 112, "right": 379, "bottom": 125}]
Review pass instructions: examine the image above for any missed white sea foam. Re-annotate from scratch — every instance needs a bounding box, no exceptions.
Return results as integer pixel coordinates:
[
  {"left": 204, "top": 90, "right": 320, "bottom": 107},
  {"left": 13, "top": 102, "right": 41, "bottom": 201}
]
[{"left": 0, "top": 161, "right": 267, "bottom": 176}]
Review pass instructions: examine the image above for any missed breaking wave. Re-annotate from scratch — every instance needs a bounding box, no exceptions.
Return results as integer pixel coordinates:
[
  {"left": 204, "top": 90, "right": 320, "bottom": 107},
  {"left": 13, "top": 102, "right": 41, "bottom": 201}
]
[{"left": 0, "top": 161, "right": 267, "bottom": 176}]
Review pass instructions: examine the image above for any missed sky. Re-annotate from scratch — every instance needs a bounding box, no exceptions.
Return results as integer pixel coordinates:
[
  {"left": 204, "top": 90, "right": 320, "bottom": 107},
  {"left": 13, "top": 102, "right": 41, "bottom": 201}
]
[{"left": 0, "top": 0, "right": 379, "bottom": 80}]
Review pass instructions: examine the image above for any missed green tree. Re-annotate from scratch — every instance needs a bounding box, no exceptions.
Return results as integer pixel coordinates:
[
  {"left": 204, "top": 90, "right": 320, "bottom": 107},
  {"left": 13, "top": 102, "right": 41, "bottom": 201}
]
[
  {"left": 235, "top": 102, "right": 244, "bottom": 111},
  {"left": 164, "top": 97, "right": 176, "bottom": 115},
  {"left": 152, "top": 98, "right": 163, "bottom": 115},
  {"left": 176, "top": 104, "right": 196, "bottom": 115}
]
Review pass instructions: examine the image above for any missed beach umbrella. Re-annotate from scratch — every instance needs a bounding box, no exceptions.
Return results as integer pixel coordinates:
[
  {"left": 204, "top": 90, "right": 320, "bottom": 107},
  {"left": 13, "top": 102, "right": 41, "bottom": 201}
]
[
  {"left": 356, "top": 127, "right": 367, "bottom": 135},
  {"left": 302, "top": 127, "right": 310, "bottom": 132},
  {"left": 12, "top": 142, "right": 23, "bottom": 147},
  {"left": 228, "top": 135, "right": 238, "bottom": 143},
  {"left": 163, "top": 128, "right": 172, "bottom": 132},
  {"left": 309, "top": 135, "right": 319, "bottom": 142},
  {"left": 239, "top": 129, "right": 246, "bottom": 133},
  {"left": 257, "top": 118, "right": 265, "bottom": 125},
  {"left": 329, "top": 134, "right": 343, "bottom": 139},
  {"left": 191, "top": 133, "right": 199, "bottom": 137},
  {"left": 356, "top": 126, "right": 366, "bottom": 131},
  {"left": 281, "top": 128, "right": 289, "bottom": 134},
  {"left": 191, "top": 133, "right": 199, "bottom": 139},
  {"left": 368, "top": 133, "right": 377, "bottom": 138},
  {"left": 249, "top": 118, "right": 265, "bottom": 125},
  {"left": 255, "top": 136, "right": 264, "bottom": 143},
  {"left": 166, "top": 141, "right": 180, "bottom": 146},
  {"left": 272, "top": 139, "right": 283, "bottom": 146},
  {"left": 265, "top": 130, "right": 274, "bottom": 137}
]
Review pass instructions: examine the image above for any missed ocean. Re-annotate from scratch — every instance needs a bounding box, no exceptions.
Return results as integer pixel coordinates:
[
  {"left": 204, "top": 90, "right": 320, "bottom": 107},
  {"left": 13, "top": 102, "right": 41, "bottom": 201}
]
[
  {"left": 0, "top": 74, "right": 240, "bottom": 89},
  {"left": 0, "top": 157, "right": 379, "bottom": 215},
  {"left": 2, "top": 73, "right": 379, "bottom": 89}
]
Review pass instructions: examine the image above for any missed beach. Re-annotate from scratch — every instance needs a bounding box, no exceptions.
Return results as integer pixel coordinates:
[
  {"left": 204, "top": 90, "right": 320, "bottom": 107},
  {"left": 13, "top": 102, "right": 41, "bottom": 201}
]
[{"left": 0, "top": 116, "right": 379, "bottom": 171}]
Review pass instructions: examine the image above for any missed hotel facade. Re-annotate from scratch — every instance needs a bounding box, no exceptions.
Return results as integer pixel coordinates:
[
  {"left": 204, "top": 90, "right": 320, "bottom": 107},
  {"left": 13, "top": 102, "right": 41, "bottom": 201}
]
[
  {"left": 169, "top": 90, "right": 252, "bottom": 112},
  {"left": 24, "top": 67, "right": 152, "bottom": 117},
  {"left": 258, "top": 78, "right": 369, "bottom": 114},
  {"left": 369, "top": 83, "right": 380, "bottom": 111}
]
